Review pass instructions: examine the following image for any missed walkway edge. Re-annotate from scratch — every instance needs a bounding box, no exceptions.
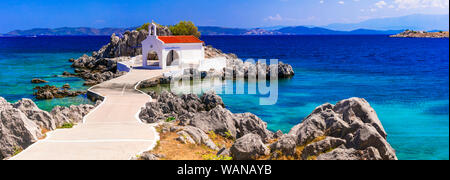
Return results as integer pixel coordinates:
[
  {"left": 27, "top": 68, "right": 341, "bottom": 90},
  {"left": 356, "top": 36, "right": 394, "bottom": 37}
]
[{"left": 129, "top": 80, "right": 161, "bottom": 160}]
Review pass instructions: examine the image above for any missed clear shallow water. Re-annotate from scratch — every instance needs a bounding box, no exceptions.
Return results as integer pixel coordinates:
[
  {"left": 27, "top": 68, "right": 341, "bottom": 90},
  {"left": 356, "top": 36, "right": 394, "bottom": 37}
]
[
  {"left": 0, "top": 36, "right": 110, "bottom": 111},
  {"left": 0, "top": 35, "right": 448, "bottom": 160},
  {"left": 200, "top": 35, "right": 449, "bottom": 160}
]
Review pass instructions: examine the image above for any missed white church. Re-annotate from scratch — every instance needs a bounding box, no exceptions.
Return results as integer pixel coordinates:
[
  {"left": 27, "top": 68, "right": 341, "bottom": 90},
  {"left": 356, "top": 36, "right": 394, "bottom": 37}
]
[{"left": 141, "top": 23, "right": 205, "bottom": 69}]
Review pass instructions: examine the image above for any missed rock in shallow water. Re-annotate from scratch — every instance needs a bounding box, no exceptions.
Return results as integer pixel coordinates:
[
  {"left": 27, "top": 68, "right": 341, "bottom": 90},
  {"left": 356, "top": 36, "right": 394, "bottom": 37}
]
[
  {"left": 31, "top": 78, "right": 48, "bottom": 84},
  {"left": 286, "top": 97, "right": 397, "bottom": 160}
]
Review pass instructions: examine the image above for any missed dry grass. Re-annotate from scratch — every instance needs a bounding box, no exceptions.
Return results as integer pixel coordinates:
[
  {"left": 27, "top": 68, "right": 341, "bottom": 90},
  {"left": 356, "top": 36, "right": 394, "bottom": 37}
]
[
  {"left": 38, "top": 128, "right": 51, "bottom": 140},
  {"left": 148, "top": 125, "right": 234, "bottom": 160},
  {"left": 265, "top": 135, "right": 327, "bottom": 160}
]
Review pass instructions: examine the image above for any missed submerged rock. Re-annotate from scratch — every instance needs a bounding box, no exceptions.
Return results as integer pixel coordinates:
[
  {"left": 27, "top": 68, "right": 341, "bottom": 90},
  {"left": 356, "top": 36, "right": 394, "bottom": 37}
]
[
  {"left": 33, "top": 85, "right": 86, "bottom": 100},
  {"left": 31, "top": 78, "right": 48, "bottom": 84}
]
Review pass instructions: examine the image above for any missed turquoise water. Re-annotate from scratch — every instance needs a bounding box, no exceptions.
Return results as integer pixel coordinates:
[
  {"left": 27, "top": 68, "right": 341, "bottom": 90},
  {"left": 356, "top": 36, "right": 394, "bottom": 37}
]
[
  {"left": 0, "top": 36, "right": 109, "bottom": 111},
  {"left": 199, "top": 35, "right": 449, "bottom": 160},
  {"left": 1, "top": 35, "right": 448, "bottom": 160},
  {"left": 0, "top": 52, "right": 92, "bottom": 111}
]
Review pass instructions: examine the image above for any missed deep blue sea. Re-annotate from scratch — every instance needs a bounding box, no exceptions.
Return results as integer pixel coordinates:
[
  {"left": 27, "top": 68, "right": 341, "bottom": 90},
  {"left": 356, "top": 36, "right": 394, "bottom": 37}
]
[{"left": 0, "top": 35, "right": 448, "bottom": 160}]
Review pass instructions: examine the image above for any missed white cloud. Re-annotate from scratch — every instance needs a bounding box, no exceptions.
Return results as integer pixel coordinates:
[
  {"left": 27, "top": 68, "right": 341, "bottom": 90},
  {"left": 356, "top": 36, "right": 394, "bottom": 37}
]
[
  {"left": 338, "top": 1, "right": 345, "bottom": 4},
  {"left": 394, "top": 0, "right": 449, "bottom": 9},
  {"left": 265, "top": 14, "right": 283, "bottom": 21},
  {"left": 320, "top": 0, "right": 324, "bottom": 4},
  {"left": 375, "top": 1, "right": 387, "bottom": 8}
]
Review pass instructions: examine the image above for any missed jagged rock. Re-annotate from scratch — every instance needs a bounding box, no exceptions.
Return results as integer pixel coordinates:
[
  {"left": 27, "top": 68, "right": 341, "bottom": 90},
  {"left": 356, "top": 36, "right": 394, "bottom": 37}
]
[
  {"left": 141, "top": 91, "right": 274, "bottom": 142},
  {"left": 139, "top": 78, "right": 160, "bottom": 88},
  {"left": 273, "top": 62, "right": 295, "bottom": 78},
  {"left": 288, "top": 98, "right": 397, "bottom": 160},
  {"left": 390, "top": 30, "right": 449, "bottom": 38},
  {"left": 33, "top": 85, "right": 86, "bottom": 100},
  {"left": 201, "top": 91, "right": 225, "bottom": 111},
  {"left": 176, "top": 126, "right": 219, "bottom": 150},
  {"left": 94, "top": 27, "right": 171, "bottom": 59},
  {"left": 31, "top": 78, "right": 48, "bottom": 84},
  {"left": 0, "top": 97, "right": 43, "bottom": 159},
  {"left": 333, "top": 98, "right": 387, "bottom": 139},
  {"left": 182, "top": 94, "right": 205, "bottom": 112},
  {"left": 274, "top": 130, "right": 284, "bottom": 139},
  {"left": 217, "top": 147, "right": 231, "bottom": 157},
  {"left": 317, "top": 147, "right": 382, "bottom": 160},
  {"left": 133, "top": 152, "right": 165, "bottom": 160},
  {"left": 301, "top": 137, "right": 346, "bottom": 160},
  {"left": 234, "top": 113, "right": 273, "bottom": 142},
  {"left": 50, "top": 104, "right": 95, "bottom": 127},
  {"left": 348, "top": 125, "right": 396, "bottom": 160},
  {"left": 139, "top": 102, "right": 165, "bottom": 123},
  {"left": 269, "top": 134, "right": 297, "bottom": 157},
  {"left": 62, "top": 71, "right": 77, "bottom": 77},
  {"left": 184, "top": 106, "right": 238, "bottom": 139},
  {"left": 71, "top": 54, "right": 127, "bottom": 86},
  {"left": 230, "top": 133, "right": 270, "bottom": 160},
  {"left": 13, "top": 99, "right": 56, "bottom": 130}
]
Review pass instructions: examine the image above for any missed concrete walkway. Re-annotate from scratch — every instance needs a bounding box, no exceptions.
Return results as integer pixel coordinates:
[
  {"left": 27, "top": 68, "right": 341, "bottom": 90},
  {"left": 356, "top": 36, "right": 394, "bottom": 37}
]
[{"left": 12, "top": 68, "right": 167, "bottom": 160}]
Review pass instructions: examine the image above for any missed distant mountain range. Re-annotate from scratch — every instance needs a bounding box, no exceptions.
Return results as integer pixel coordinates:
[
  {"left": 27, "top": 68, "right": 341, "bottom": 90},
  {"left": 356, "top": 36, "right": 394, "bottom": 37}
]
[
  {"left": 2, "top": 27, "right": 135, "bottom": 36},
  {"left": 2, "top": 14, "right": 447, "bottom": 36},
  {"left": 325, "top": 14, "right": 449, "bottom": 31}
]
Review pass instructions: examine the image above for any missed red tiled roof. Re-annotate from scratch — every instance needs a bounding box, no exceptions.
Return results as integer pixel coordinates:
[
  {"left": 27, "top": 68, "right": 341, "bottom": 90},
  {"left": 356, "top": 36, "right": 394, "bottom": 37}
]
[{"left": 157, "top": 35, "right": 204, "bottom": 44}]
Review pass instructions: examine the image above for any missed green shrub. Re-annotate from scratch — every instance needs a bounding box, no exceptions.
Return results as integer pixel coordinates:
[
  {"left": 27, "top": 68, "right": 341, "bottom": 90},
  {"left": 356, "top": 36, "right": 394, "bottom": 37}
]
[
  {"left": 208, "top": 130, "right": 217, "bottom": 139},
  {"left": 59, "top": 123, "right": 74, "bottom": 129},
  {"left": 169, "top": 21, "right": 201, "bottom": 38},
  {"left": 202, "top": 153, "right": 232, "bottom": 160},
  {"left": 165, "top": 117, "right": 176, "bottom": 122},
  {"left": 136, "top": 23, "right": 150, "bottom": 31},
  {"left": 224, "top": 130, "right": 233, "bottom": 140},
  {"left": 13, "top": 146, "right": 23, "bottom": 156}
]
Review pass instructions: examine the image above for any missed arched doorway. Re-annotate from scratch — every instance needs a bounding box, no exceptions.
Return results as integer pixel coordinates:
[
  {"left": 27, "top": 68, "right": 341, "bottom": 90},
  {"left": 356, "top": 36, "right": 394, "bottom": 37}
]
[
  {"left": 147, "top": 51, "right": 159, "bottom": 66},
  {"left": 166, "top": 50, "right": 180, "bottom": 67}
]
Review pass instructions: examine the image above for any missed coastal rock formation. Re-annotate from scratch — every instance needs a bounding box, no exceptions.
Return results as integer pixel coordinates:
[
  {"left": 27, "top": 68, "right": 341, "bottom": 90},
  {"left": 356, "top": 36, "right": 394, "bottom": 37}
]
[
  {"left": 269, "top": 134, "right": 297, "bottom": 157},
  {"left": 139, "top": 91, "right": 274, "bottom": 142},
  {"left": 31, "top": 78, "right": 48, "bottom": 84},
  {"left": 33, "top": 85, "right": 86, "bottom": 100},
  {"left": 0, "top": 96, "right": 95, "bottom": 159},
  {"left": 160, "top": 46, "right": 294, "bottom": 82},
  {"left": 0, "top": 97, "right": 43, "bottom": 160},
  {"left": 390, "top": 30, "right": 449, "bottom": 38},
  {"left": 175, "top": 125, "right": 219, "bottom": 150},
  {"left": 93, "top": 26, "right": 171, "bottom": 59},
  {"left": 50, "top": 104, "right": 95, "bottom": 127},
  {"left": 204, "top": 45, "right": 238, "bottom": 59},
  {"left": 230, "top": 133, "right": 270, "bottom": 160},
  {"left": 139, "top": 91, "right": 397, "bottom": 160},
  {"left": 286, "top": 98, "right": 397, "bottom": 160},
  {"left": 71, "top": 54, "right": 127, "bottom": 86},
  {"left": 12, "top": 99, "right": 56, "bottom": 131}
]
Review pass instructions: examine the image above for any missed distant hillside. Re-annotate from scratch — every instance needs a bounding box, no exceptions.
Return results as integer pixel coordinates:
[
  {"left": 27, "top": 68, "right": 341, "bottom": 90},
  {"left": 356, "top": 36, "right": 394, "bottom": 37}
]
[
  {"left": 3, "top": 27, "right": 133, "bottom": 36},
  {"left": 197, "top": 26, "right": 248, "bottom": 35},
  {"left": 276, "top": 26, "right": 403, "bottom": 35},
  {"left": 0, "top": 26, "right": 419, "bottom": 36},
  {"left": 325, "top": 14, "right": 449, "bottom": 31}
]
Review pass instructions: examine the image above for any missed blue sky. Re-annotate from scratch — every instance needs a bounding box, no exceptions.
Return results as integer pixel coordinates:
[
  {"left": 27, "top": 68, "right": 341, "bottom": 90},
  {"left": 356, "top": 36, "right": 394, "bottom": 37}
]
[{"left": 1, "top": 0, "right": 449, "bottom": 33}]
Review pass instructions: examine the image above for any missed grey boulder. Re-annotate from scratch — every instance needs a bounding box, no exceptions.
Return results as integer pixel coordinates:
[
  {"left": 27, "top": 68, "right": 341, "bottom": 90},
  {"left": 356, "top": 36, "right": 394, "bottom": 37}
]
[{"left": 230, "top": 133, "right": 270, "bottom": 160}]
